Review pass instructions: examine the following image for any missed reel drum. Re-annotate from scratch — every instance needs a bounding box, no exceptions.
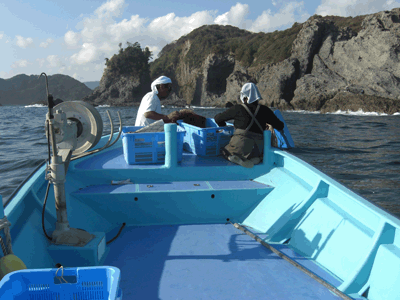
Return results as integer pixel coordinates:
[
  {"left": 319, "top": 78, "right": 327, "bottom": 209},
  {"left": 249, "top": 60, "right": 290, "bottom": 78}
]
[{"left": 53, "top": 101, "right": 103, "bottom": 155}]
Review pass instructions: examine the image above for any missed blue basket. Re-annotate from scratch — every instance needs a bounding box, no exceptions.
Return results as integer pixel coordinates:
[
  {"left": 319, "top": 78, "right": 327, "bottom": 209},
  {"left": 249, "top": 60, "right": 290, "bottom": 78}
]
[
  {"left": 122, "top": 126, "right": 185, "bottom": 165},
  {"left": 0, "top": 266, "right": 122, "bottom": 300},
  {"left": 177, "top": 118, "right": 234, "bottom": 156}
]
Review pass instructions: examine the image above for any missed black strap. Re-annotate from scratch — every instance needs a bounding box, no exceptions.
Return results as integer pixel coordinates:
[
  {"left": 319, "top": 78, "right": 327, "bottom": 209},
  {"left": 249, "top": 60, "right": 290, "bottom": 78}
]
[{"left": 241, "top": 104, "right": 264, "bottom": 132}]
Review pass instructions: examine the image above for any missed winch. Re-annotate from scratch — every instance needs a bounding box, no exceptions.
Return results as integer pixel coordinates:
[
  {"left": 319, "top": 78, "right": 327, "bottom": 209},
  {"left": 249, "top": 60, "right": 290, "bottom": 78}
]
[{"left": 40, "top": 72, "right": 121, "bottom": 247}]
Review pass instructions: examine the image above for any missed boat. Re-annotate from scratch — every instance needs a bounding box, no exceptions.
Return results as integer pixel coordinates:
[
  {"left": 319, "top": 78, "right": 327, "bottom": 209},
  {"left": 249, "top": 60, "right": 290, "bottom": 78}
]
[{"left": 0, "top": 75, "right": 399, "bottom": 300}]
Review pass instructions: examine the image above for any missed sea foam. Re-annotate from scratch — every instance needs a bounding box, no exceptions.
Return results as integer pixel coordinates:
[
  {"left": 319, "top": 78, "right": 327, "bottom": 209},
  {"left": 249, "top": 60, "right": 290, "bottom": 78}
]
[{"left": 24, "top": 104, "right": 46, "bottom": 108}]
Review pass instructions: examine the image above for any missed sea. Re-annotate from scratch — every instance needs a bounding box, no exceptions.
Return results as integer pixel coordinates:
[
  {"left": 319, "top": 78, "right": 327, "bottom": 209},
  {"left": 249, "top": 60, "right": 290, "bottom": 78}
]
[{"left": 1, "top": 104, "right": 399, "bottom": 218}]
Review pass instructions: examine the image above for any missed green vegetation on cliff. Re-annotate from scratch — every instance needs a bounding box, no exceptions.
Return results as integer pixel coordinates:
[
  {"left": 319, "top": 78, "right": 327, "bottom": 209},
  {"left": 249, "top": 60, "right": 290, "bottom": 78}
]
[
  {"left": 150, "top": 24, "right": 303, "bottom": 78},
  {"left": 105, "top": 42, "right": 152, "bottom": 78},
  {"left": 150, "top": 15, "right": 364, "bottom": 78}
]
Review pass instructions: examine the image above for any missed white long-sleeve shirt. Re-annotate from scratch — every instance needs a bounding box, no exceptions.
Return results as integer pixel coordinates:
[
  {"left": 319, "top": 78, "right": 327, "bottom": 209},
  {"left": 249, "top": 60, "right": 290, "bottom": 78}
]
[{"left": 135, "top": 92, "right": 161, "bottom": 126}]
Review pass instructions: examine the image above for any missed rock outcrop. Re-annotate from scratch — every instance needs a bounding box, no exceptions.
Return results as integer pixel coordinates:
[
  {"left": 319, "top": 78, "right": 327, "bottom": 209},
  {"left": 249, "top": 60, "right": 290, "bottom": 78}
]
[
  {"left": 290, "top": 9, "right": 400, "bottom": 113},
  {"left": 82, "top": 71, "right": 150, "bottom": 106},
  {"left": 82, "top": 42, "right": 152, "bottom": 106}
]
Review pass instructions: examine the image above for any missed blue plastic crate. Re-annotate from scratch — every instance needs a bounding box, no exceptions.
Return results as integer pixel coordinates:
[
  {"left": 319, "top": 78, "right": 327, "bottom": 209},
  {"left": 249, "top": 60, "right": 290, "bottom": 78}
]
[
  {"left": 0, "top": 266, "right": 122, "bottom": 300},
  {"left": 177, "top": 118, "right": 234, "bottom": 156},
  {"left": 122, "top": 126, "right": 185, "bottom": 165}
]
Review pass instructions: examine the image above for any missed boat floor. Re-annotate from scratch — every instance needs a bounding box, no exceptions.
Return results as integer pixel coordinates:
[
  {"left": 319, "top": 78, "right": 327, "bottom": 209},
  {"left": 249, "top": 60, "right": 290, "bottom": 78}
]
[
  {"left": 76, "top": 148, "right": 237, "bottom": 170},
  {"left": 104, "top": 224, "right": 342, "bottom": 300}
]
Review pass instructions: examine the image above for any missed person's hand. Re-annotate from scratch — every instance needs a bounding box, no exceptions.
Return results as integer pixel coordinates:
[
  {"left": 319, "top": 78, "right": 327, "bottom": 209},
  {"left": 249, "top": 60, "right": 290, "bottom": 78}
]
[{"left": 163, "top": 115, "right": 172, "bottom": 123}]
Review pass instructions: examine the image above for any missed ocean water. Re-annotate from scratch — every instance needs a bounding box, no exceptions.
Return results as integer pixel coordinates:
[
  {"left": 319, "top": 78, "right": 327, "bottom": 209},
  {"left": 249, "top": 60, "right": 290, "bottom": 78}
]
[{"left": 1, "top": 105, "right": 399, "bottom": 218}]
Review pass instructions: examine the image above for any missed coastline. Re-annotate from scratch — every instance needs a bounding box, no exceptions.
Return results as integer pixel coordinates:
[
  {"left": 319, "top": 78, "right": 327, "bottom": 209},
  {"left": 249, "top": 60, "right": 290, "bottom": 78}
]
[{"left": 16, "top": 104, "right": 400, "bottom": 116}]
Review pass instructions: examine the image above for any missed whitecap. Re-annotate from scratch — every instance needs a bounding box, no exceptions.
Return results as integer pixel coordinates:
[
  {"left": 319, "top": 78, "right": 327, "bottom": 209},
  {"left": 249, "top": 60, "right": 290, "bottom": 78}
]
[
  {"left": 326, "top": 109, "right": 389, "bottom": 116},
  {"left": 24, "top": 104, "right": 46, "bottom": 108},
  {"left": 96, "top": 105, "right": 111, "bottom": 108},
  {"left": 188, "top": 106, "right": 217, "bottom": 109},
  {"left": 285, "top": 110, "right": 321, "bottom": 114}
]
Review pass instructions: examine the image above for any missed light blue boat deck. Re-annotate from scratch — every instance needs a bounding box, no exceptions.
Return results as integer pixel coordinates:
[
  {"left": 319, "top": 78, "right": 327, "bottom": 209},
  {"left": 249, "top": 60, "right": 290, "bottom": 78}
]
[{"left": 104, "top": 224, "right": 342, "bottom": 300}]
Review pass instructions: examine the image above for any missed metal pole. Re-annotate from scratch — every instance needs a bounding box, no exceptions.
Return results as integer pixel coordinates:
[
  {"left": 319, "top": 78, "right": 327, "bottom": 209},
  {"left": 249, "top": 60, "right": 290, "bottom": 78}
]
[{"left": 232, "top": 223, "right": 353, "bottom": 300}]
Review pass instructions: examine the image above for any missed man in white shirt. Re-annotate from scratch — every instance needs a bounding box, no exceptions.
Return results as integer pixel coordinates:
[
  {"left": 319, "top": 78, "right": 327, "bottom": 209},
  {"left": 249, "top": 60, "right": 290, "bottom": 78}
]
[{"left": 135, "top": 76, "right": 172, "bottom": 126}]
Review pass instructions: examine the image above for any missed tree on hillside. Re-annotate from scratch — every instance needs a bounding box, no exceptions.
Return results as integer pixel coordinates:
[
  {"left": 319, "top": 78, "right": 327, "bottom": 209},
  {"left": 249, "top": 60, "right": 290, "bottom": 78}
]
[{"left": 105, "top": 42, "right": 152, "bottom": 77}]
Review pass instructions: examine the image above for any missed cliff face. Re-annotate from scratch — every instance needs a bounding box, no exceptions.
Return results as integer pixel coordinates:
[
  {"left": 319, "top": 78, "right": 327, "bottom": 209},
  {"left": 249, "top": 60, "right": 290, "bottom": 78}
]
[
  {"left": 85, "top": 8, "right": 400, "bottom": 114},
  {"left": 0, "top": 74, "right": 92, "bottom": 106},
  {"left": 157, "top": 8, "right": 400, "bottom": 114},
  {"left": 82, "top": 42, "right": 152, "bottom": 107},
  {"left": 288, "top": 9, "right": 400, "bottom": 113},
  {"left": 82, "top": 70, "right": 150, "bottom": 107}
]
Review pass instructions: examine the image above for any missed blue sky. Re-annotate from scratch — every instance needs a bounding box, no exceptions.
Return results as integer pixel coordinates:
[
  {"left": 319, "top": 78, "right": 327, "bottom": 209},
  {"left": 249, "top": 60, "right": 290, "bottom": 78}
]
[{"left": 1, "top": 0, "right": 399, "bottom": 82}]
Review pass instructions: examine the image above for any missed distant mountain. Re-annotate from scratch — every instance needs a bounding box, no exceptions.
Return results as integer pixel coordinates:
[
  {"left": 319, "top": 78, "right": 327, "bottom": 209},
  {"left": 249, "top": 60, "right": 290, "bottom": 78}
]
[
  {"left": 83, "top": 81, "right": 100, "bottom": 90},
  {"left": 0, "top": 74, "right": 93, "bottom": 106}
]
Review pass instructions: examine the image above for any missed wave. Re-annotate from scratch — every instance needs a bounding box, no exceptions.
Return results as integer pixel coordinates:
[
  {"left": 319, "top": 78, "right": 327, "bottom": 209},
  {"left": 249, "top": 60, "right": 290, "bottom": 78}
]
[
  {"left": 185, "top": 106, "right": 217, "bottom": 109},
  {"left": 96, "top": 105, "right": 111, "bottom": 108},
  {"left": 285, "top": 110, "right": 321, "bottom": 114},
  {"left": 286, "top": 109, "right": 399, "bottom": 116},
  {"left": 326, "top": 109, "right": 391, "bottom": 116},
  {"left": 24, "top": 104, "right": 46, "bottom": 108}
]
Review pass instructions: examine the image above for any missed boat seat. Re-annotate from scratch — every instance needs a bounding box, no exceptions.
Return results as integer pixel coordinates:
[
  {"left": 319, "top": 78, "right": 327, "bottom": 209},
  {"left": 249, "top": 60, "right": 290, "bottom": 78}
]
[
  {"left": 364, "top": 244, "right": 400, "bottom": 300},
  {"left": 71, "top": 180, "right": 274, "bottom": 226},
  {"left": 289, "top": 197, "right": 375, "bottom": 284}
]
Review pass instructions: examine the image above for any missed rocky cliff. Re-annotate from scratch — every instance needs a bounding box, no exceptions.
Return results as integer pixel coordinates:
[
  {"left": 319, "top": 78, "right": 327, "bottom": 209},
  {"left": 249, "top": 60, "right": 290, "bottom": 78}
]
[
  {"left": 288, "top": 9, "right": 400, "bottom": 114},
  {"left": 0, "top": 74, "right": 92, "bottom": 106},
  {"left": 82, "top": 42, "right": 152, "bottom": 107},
  {"left": 86, "top": 8, "right": 400, "bottom": 114}
]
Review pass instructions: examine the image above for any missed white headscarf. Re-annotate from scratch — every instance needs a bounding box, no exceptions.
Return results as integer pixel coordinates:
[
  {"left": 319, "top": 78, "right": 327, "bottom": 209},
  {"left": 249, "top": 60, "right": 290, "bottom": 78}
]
[
  {"left": 240, "top": 83, "right": 262, "bottom": 104},
  {"left": 151, "top": 76, "right": 172, "bottom": 94}
]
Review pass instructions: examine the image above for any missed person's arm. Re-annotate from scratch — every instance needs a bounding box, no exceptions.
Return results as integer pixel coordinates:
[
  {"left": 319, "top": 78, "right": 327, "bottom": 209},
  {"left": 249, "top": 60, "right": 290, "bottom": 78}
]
[
  {"left": 214, "top": 106, "right": 239, "bottom": 126},
  {"left": 266, "top": 110, "right": 284, "bottom": 131},
  {"left": 144, "top": 111, "right": 171, "bottom": 123}
]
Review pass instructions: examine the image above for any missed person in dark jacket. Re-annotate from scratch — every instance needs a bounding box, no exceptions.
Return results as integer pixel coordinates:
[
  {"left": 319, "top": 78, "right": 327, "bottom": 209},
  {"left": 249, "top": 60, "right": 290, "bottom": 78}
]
[{"left": 214, "top": 83, "right": 284, "bottom": 168}]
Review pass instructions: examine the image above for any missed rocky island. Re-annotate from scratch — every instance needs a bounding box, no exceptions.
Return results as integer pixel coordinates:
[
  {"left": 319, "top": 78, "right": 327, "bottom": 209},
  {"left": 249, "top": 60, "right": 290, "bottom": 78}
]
[{"left": 83, "top": 8, "right": 400, "bottom": 114}]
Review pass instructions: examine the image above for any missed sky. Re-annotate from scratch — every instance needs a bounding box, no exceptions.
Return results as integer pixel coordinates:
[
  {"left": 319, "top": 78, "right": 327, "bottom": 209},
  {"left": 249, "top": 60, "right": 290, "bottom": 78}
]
[{"left": 1, "top": 0, "right": 399, "bottom": 82}]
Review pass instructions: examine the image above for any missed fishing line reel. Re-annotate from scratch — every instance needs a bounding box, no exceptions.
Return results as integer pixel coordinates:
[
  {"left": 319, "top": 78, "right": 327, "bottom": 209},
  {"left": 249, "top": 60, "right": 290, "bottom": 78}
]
[
  {"left": 39, "top": 72, "right": 121, "bottom": 247},
  {"left": 47, "top": 101, "right": 103, "bottom": 155}
]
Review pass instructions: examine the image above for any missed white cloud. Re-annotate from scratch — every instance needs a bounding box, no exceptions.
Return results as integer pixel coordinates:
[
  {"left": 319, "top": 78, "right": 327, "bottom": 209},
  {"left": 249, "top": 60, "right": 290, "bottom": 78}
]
[
  {"left": 11, "top": 59, "right": 29, "bottom": 68},
  {"left": 250, "top": 2, "right": 309, "bottom": 32},
  {"left": 71, "top": 43, "right": 99, "bottom": 64},
  {"left": 16, "top": 35, "right": 34, "bottom": 48},
  {"left": 67, "top": 0, "right": 216, "bottom": 69},
  {"left": 214, "top": 3, "right": 250, "bottom": 28},
  {"left": 64, "top": 30, "right": 80, "bottom": 47},
  {"left": 315, "top": 0, "right": 400, "bottom": 17},
  {"left": 95, "top": 0, "right": 125, "bottom": 18},
  {"left": 47, "top": 55, "right": 62, "bottom": 68},
  {"left": 148, "top": 11, "right": 215, "bottom": 41},
  {"left": 0, "top": 33, "right": 3, "bottom": 39},
  {"left": 36, "top": 58, "right": 46, "bottom": 67},
  {"left": 40, "top": 38, "right": 54, "bottom": 48},
  {"left": 106, "top": 15, "right": 147, "bottom": 41}
]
